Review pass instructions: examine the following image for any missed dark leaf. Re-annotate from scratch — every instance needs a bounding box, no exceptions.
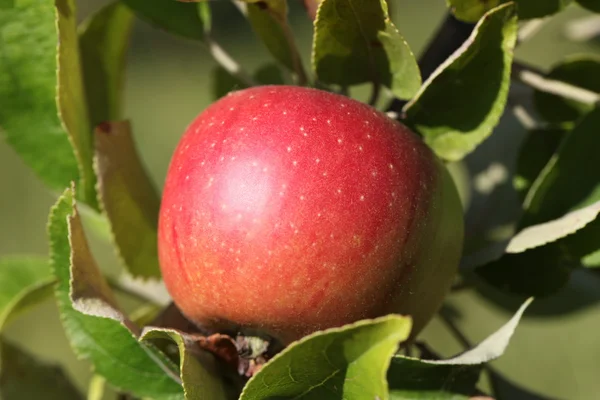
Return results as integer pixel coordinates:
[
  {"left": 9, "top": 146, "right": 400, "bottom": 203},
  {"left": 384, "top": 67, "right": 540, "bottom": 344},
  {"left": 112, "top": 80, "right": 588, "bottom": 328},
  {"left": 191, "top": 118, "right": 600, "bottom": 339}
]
[
  {"left": 94, "top": 121, "right": 162, "bottom": 279},
  {"left": 0, "top": 339, "right": 83, "bottom": 400},
  {"left": 123, "top": 0, "right": 206, "bottom": 40},
  {"left": 79, "top": 2, "right": 134, "bottom": 127},
  {"left": 533, "top": 56, "right": 600, "bottom": 124},
  {"left": 514, "top": 128, "right": 566, "bottom": 200},
  {"left": 448, "top": 0, "right": 573, "bottom": 21},
  {"left": 141, "top": 328, "right": 238, "bottom": 400}
]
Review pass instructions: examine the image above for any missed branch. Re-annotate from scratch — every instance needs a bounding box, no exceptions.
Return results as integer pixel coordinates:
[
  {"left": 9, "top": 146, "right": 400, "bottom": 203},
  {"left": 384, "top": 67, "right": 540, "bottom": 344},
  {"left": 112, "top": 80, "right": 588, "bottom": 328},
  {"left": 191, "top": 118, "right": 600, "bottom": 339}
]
[
  {"left": 512, "top": 62, "right": 600, "bottom": 106},
  {"left": 387, "top": 13, "right": 475, "bottom": 114},
  {"left": 205, "top": 36, "right": 257, "bottom": 87}
]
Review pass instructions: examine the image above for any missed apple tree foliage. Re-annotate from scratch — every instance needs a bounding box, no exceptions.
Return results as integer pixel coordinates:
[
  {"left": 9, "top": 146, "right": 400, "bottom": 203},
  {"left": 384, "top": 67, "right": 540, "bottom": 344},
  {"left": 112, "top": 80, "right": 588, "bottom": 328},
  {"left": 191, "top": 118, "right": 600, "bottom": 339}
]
[{"left": 0, "top": 0, "right": 599, "bottom": 399}]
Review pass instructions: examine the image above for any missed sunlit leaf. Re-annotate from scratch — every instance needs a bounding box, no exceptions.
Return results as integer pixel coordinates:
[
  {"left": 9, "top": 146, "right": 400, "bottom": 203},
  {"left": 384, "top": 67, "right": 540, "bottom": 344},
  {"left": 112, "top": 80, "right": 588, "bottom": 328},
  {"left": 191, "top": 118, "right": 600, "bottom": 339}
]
[
  {"left": 56, "top": 0, "right": 96, "bottom": 208},
  {"left": 240, "top": 315, "right": 412, "bottom": 400},
  {"left": 48, "top": 187, "right": 183, "bottom": 399},
  {"left": 0, "top": 256, "right": 53, "bottom": 331},
  {"left": 313, "top": 0, "right": 420, "bottom": 98},
  {"left": 404, "top": 3, "right": 517, "bottom": 161},
  {"left": 0, "top": 0, "right": 79, "bottom": 193}
]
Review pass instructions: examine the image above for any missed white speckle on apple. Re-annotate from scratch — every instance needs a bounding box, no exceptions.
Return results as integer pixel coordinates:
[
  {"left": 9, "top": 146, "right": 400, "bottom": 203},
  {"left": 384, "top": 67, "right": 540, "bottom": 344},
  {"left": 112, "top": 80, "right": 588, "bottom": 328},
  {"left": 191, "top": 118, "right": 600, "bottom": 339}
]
[
  {"left": 315, "top": 158, "right": 320, "bottom": 164},
  {"left": 336, "top": 188, "right": 342, "bottom": 194},
  {"left": 210, "top": 142, "right": 216, "bottom": 148},
  {"left": 208, "top": 122, "right": 214, "bottom": 127},
  {"left": 283, "top": 110, "right": 287, "bottom": 115},
  {"left": 185, "top": 175, "right": 190, "bottom": 181},
  {"left": 239, "top": 127, "right": 245, "bottom": 132},
  {"left": 219, "top": 156, "right": 225, "bottom": 162},
  {"left": 293, "top": 160, "right": 298, "bottom": 166},
  {"left": 367, "top": 134, "right": 372, "bottom": 139},
  {"left": 287, "top": 146, "right": 292, "bottom": 152},
  {"left": 327, "top": 119, "right": 331, "bottom": 125},
  {"left": 358, "top": 145, "right": 363, "bottom": 151},
  {"left": 229, "top": 107, "right": 235, "bottom": 111},
  {"left": 251, "top": 161, "right": 258, "bottom": 167},
  {"left": 337, "top": 138, "right": 343, "bottom": 144},
  {"left": 252, "top": 117, "right": 258, "bottom": 121},
  {"left": 371, "top": 170, "right": 378, "bottom": 177},
  {"left": 389, "top": 163, "right": 394, "bottom": 170},
  {"left": 322, "top": 171, "right": 328, "bottom": 176},
  {"left": 300, "top": 195, "right": 305, "bottom": 201},
  {"left": 360, "top": 195, "right": 365, "bottom": 201},
  {"left": 263, "top": 103, "right": 270, "bottom": 107}
]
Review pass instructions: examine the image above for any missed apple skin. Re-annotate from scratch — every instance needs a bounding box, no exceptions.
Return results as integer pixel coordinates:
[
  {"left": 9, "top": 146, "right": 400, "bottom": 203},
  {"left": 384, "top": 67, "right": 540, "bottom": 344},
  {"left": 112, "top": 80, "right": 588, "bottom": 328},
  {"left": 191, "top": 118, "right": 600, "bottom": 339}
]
[{"left": 158, "top": 85, "right": 464, "bottom": 344}]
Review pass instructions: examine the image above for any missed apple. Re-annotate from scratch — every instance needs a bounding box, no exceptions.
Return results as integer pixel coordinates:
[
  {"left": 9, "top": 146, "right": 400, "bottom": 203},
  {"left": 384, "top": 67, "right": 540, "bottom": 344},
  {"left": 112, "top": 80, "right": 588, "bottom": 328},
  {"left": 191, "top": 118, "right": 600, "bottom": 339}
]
[{"left": 158, "top": 85, "right": 464, "bottom": 345}]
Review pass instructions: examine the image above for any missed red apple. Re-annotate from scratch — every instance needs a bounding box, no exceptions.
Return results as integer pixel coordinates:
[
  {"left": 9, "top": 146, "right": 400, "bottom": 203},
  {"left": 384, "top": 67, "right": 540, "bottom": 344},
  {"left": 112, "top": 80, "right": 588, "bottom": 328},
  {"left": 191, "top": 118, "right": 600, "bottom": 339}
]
[{"left": 158, "top": 86, "right": 463, "bottom": 344}]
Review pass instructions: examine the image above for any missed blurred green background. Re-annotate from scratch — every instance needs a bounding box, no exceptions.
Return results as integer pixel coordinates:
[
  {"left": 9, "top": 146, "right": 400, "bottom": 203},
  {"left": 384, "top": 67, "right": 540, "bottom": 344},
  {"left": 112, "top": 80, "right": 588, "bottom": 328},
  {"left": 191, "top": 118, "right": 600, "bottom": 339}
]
[{"left": 2, "top": 0, "right": 600, "bottom": 398}]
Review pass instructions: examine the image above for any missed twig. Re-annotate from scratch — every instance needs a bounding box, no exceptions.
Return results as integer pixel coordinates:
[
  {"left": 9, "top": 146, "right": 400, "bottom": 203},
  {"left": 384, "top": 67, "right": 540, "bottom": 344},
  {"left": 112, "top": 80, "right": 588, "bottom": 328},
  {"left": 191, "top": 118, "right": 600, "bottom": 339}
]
[
  {"left": 277, "top": 17, "right": 309, "bottom": 86},
  {"left": 512, "top": 62, "right": 600, "bottom": 106},
  {"left": 205, "top": 36, "right": 257, "bottom": 87},
  {"left": 368, "top": 82, "right": 381, "bottom": 106},
  {"left": 517, "top": 18, "right": 549, "bottom": 43},
  {"left": 438, "top": 309, "right": 472, "bottom": 349}
]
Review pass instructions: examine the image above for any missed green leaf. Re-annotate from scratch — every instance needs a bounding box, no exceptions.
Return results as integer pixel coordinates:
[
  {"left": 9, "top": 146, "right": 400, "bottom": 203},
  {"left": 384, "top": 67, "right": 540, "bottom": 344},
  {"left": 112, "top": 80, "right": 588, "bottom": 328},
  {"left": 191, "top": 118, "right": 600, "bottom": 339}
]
[
  {"left": 48, "top": 187, "right": 183, "bottom": 399},
  {"left": 122, "top": 0, "right": 206, "bottom": 40},
  {"left": 513, "top": 128, "right": 566, "bottom": 200},
  {"left": 390, "top": 298, "right": 532, "bottom": 398},
  {"left": 0, "top": 256, "right": 53, "bottom": 331},
  {"left": 447, "top": 0, "right": 572, "bottom": 21},
  {"left": 240, "top": 315, "right": 412, "bottom": 400},
  {"left": 0, "top": 0, "right": 79, "bottom": 193},
  {"left": 403, "top": 3, "right": 517, "bottom": 162},
  {"left": 211, "top": 66, "right": 248, "bottom": 100},
  {"left": 79, "top": 2, "right": 134, "bottom": 128},
  {"left": 522, "top": 107, "right": 600, "bottom": 227},
  {"left": 254, "top": 63, "right": 286, "bottom": 85},
  {"left": 506, "top": 201, "right": 600, "bottom": 254},
  {"left": 533, "top": 56, "right": 600, "bottom": 125},
  {"left": 141, "top": 328, "right": 236, "bottom": 400},
  {"left": 477, "top": 243, "right": 574, "bottom": 296},
  {"left": 94, "top": 121, "right": 162, "bottom": 279},
  {"left": 577, "top": 0, "right": 600, "bottom": 12},
  {"left": 243, "top": 1, "right": 307, "bottom": 83},
  {"left": 388, "top": 357, "right": 477, "bottom": 399},
  {"left": 56, "top": 0, "right": 97, "bottom": 208},
  {"left": 313, "top": 0, "right": 420, "bottom": 99},
  {"left": 0, "top": 339, "right": 83, "bottom": 400}
]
